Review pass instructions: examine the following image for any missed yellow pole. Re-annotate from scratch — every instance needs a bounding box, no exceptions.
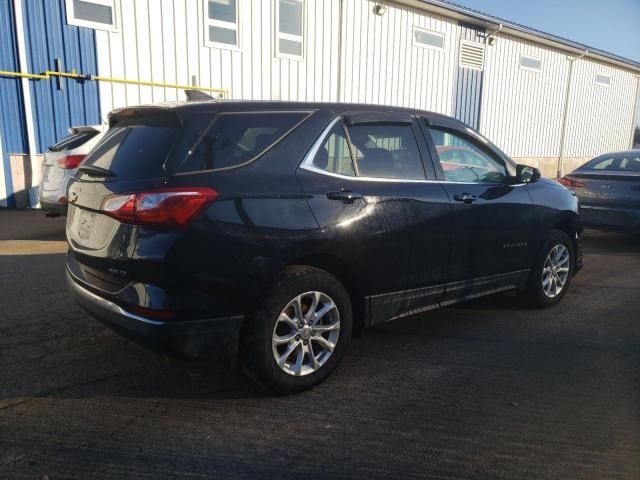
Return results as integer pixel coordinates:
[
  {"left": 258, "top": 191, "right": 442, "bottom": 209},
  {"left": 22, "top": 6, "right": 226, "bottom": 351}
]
[{"left": 0, "top": 70, "right": 228, "bottom": 98}]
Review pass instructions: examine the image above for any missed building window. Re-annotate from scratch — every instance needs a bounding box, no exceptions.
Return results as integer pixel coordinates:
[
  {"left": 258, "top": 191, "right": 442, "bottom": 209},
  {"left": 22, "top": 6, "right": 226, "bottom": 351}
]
[
  {"left": 413, "top": 27, "right": 445, "bottom": 50},
  {"left": 276, "top": 0, "right": 304, "bottom": 59},
  {"left": 596, "top": 74, "right": 611, "bottom": 87},
  {"left": 66, "top": 0, "right": 116, "bottom": 31},
  {"left": 519, "top": 54, "right": 541, "bottom": 72},
  {"left": 205, "top": 0, "right": 239, "bottom": 48}
]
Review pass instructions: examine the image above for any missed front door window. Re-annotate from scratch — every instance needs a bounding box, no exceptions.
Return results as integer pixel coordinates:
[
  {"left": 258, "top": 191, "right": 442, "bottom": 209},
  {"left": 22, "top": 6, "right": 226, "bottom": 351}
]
[{"left": 429, "top": 128, "right": 508, "bottom": 184}]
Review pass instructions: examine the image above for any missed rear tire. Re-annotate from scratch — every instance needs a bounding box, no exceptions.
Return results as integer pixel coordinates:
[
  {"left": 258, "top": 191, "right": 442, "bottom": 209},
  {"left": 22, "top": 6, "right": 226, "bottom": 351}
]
[
  {"left": 522, "top": 229, "right": 574, "bottom": 308},
  {"left": 241, "top": 266, "right": 352, "bottom": 394}
]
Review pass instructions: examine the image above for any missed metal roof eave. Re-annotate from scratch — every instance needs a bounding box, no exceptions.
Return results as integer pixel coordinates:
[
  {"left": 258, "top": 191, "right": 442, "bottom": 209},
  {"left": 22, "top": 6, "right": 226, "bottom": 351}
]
[{"left": 393, "top": 0, "right": 640, "bottom": 74}]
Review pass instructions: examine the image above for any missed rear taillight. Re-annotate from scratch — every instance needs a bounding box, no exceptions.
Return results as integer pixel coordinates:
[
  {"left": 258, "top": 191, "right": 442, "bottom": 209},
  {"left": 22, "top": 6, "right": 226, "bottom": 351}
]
[
  {"left": 57, "top": 154, "right": 85, "bottom": 169},
  {"left": 558, "top": 177, "right": 585, "bottom": 188},
  {"left": 101, "top": 187, "right": 218, "bottom": 228}
]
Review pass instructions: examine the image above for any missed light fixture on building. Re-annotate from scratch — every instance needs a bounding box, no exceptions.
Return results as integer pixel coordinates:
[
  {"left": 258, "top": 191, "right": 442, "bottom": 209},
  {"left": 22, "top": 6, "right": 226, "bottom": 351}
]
[{"left": 373, "top": 4, "right": 387, "bottom": 16}]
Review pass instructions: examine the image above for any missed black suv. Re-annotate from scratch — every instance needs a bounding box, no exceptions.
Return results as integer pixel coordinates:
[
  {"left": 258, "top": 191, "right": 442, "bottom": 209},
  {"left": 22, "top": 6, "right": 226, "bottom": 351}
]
[{"left": 66, "top": 101, "right": 582, "bottom": 393}]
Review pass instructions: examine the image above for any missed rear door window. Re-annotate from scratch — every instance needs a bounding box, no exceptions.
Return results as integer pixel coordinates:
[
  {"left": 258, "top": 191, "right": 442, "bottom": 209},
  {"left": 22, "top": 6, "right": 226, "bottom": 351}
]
[
  {"left": 80, "top": 115, "right": 179, "bottom": 179},
  {"left": 178, "top": 112, "right": 308, "bottom": 172},
  {"left": 346, "top": 124, "right": 425, "bottom": 180},
  {"left": 49, "top": 131, "right": 99, "bottom": 152}
]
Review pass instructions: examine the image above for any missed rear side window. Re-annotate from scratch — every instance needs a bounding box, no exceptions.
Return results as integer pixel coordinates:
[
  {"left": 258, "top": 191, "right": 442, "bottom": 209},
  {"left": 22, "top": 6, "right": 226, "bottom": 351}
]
[
  {"left": 346, "top": 124, "right": 425, "bottom": 180},
  {"left": 311, "top": 122, "right": 355, "bottom": 177},
  {"left": 49, "top": 131, "right": 99, "bottom": 152},
  {"left": 178, "top": 112, "right": 308, "bottom": 173},
  {"left": 81, "top": 115, "right": 178, "bottom": 179}
]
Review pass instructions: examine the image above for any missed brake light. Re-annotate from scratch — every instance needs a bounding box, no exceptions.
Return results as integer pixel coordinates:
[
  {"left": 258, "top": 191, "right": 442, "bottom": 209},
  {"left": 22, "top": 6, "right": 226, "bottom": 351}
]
[
  {"left": 558, "top": 177, "right": 585, "bottom": 188},
  {"left": 102, "top": 187, "right": 218, "bottom": 228},
  {"left": 57, "top": 154, "right": 85, "bottom": 169}
]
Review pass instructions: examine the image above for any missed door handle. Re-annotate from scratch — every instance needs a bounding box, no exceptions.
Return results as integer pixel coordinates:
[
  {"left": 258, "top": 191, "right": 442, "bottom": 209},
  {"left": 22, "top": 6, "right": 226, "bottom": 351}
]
[
  {"left": 453, "top": 193, "right": 478, "bottom": 204},
  {"left": 326, "top": 190, "right": 363, "bottom": 203}
]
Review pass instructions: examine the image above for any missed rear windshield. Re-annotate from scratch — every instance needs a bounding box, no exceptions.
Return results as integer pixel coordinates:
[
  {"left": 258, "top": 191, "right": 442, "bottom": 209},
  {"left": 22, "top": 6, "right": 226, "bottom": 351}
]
[
  {"left": 588, "top": 155, "right": 640, "bottom": 172},
  {"left": 81, "top": 115, "right": 178, "bottom": 179},
  {"left": 177, "top": 112, "right": 308, "bottom": 173},
  {"left": 49, "top": 131, "right": 99, "bottom": 152}
]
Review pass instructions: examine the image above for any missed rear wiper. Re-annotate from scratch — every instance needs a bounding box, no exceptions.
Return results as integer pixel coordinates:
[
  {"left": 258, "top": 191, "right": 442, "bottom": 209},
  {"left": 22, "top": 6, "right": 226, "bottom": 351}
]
[{"left": 78, "top": 165, "right": 115, "bottom": 177}]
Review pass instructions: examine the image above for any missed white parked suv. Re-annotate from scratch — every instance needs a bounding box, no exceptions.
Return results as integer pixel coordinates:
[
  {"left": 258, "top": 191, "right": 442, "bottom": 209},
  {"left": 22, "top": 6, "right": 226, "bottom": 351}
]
[{"left": 39, "top": 125, "right": 106, "bottom": 216}]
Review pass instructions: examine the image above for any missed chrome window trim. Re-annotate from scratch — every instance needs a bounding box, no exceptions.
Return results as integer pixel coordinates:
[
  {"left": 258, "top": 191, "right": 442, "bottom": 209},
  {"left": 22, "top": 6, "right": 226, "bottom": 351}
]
[
  {"left": 301, "top": 160, "right": 524, "bottom": 186},
  {"left": 300, "top": 162, "right": 441, "bottom": 184}
]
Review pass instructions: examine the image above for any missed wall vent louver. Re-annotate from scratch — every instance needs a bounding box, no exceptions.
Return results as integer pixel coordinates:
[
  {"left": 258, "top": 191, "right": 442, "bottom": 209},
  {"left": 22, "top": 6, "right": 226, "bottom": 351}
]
[{"left": 459, "top": 40, "right": 485, "bottom": 70}]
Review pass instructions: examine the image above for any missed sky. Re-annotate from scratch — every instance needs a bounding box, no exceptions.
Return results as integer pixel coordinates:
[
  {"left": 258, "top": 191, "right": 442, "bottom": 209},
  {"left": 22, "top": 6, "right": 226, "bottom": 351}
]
[{"left": 450, "top": 0, "right": 640, "bottom": 63}]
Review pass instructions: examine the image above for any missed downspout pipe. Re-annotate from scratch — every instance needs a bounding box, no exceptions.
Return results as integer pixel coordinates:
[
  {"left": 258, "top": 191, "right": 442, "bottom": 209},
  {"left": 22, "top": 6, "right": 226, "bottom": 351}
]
[
  {"left": 630, "top": 75, "right": 640, "bottom": 149},
  {"left": 485, "top": 23, "right": 502, "bottom": 42},
  {"left": 557, "top": 49, "right": 588, "bottom": 179},
  {"left": 12, "top": 0, "right": 39, "bottom": 207}
]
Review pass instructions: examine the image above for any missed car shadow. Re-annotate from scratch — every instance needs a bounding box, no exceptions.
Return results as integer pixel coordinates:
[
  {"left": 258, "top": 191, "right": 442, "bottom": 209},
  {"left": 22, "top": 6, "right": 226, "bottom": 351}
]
[
  {"left": 582, "top": 229, "right": 640, "bottom": 256},
  {"left": 41, "top": 353, "right": 270, "bottom": 401},
  {"left": 0, "top": 209, "right": 67, "bottom": 241}
]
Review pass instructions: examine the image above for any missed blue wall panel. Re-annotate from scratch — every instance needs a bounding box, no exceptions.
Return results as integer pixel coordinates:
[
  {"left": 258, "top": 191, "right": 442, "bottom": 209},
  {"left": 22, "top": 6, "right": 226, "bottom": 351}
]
[
  {"left": 22, "top": 0, "right": 101, "bottom": 153},
  {"left": 0, "top": 0, "right": 29, "bottom": 207},
  {"left": 452, "top": 23, "right": 485, "bottom": 131}
]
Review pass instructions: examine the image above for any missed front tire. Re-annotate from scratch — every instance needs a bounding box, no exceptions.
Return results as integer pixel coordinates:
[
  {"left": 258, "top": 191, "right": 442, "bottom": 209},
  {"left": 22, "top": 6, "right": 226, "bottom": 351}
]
[
  {"left": 522, "top": 229, "right": 574, "bottom": 308},
  {"left": 241, "top": 266, "right": 352, "bottom": 394}
]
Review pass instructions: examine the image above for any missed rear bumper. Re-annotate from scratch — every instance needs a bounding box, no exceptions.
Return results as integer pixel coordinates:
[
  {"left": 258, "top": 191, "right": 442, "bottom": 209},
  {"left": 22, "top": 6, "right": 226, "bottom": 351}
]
[
  {"left": 579, "top": 205, "right": 640, "bottom": 231},
  {"left": 66, "top": 269, "right": 244, "bottom": 360}
]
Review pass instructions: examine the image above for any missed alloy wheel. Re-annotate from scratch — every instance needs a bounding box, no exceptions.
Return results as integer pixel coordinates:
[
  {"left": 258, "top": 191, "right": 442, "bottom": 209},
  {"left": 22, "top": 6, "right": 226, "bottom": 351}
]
[
  {"left": 542, "top": 244, "right": 570, "bottom": 298},
  {"left": 271, "top": 291, "right": 340, "bottom": 376}
]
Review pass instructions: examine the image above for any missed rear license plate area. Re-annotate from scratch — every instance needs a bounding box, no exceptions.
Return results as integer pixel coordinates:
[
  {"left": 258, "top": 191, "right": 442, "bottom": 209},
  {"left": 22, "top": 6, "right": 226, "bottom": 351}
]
[{"left": 77, "top": 209, "right": 97, "bottom": 241}]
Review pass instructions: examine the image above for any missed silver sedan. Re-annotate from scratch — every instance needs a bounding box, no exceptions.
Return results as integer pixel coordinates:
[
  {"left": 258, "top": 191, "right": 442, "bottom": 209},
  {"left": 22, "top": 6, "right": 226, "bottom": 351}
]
[{"left": 559, "top": 150, "right": 640, "bottom": 232}]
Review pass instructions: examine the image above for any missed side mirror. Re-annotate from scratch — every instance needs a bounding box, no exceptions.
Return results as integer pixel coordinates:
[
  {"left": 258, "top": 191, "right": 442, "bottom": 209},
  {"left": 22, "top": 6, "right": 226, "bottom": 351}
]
[{"left": 516, "top": 164, "right": 541, "bottom": 184}]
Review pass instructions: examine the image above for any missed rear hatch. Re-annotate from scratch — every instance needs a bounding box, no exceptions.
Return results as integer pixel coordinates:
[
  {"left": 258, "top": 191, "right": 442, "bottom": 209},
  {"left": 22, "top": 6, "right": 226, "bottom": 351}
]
[
  {"left": 66, "top": 105, "right": 312, "bottom": 315},
  {"left": 66, "top": 109, "right": 184, "bottom": 294}
]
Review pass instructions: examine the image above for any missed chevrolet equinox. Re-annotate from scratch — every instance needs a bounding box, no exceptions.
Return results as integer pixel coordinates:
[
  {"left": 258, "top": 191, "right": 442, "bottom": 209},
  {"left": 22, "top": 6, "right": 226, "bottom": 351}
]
[{"left": 66, "top": 101, "right": 582, "bottom": 393}]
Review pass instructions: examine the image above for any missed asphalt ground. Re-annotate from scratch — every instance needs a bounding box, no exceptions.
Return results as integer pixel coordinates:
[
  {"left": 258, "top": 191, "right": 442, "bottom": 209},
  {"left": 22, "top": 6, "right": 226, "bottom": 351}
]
[{"left": 0, "top": 209, "right": 638, "bottom": 479}]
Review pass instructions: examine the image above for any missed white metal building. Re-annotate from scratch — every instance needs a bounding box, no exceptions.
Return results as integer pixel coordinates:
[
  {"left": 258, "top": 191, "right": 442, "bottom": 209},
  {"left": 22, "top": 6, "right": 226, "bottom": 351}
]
[{"left": 1, "top": 0, "right": 639, "bottom": 207}]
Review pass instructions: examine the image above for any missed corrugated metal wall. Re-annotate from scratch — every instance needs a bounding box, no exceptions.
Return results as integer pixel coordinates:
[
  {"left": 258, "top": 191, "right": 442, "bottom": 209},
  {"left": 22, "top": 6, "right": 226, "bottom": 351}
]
[
  {"left": 339, "top": 0, "right": 458, "bottom": 114},
  {"left": 0, "top": 0, "right": 29, "bottom": 207},
  {"left": 1, "top": 0, "right": 639, "bottom": 206},
  {"left": 479, "top": 33, "right": 637, "bottom": 160},
  {"left": 479, "top": 33, "right": 571, "bottom": 158},
  {"left": 563, "top": 59, "right": 637, "bottom": 157},
  {"left": 95, "top": 0, "right": 341, "bottom": 115},
  {"left": 22, "top": 0, "right": 101, "bottom": 153}
]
